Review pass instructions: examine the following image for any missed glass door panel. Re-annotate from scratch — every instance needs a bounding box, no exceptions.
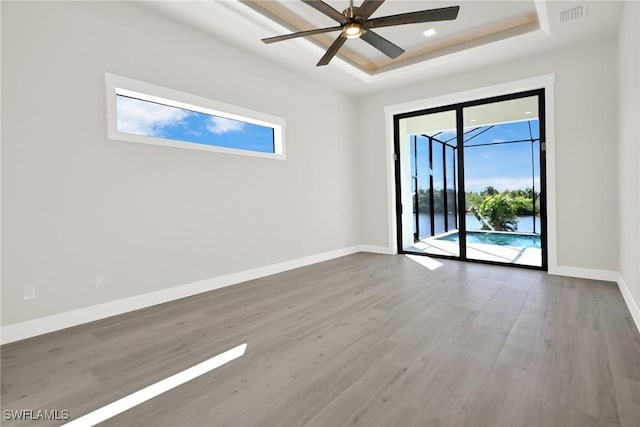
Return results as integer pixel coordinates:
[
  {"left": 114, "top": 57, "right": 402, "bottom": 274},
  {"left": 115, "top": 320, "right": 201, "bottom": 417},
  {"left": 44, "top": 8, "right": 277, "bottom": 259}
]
[
  {"left": 462, "top": 96, "right": 542, "bottom": 267},
  {"left": 397, "top": 110, "right": 459, "bottom": 257}
]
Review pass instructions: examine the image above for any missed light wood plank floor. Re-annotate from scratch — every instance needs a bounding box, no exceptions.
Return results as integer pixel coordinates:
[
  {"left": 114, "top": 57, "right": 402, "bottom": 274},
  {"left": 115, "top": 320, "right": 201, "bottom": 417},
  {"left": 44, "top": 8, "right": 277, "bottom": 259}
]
[{"left": 2, "top": 253, "right": 640, "bottom": 426}]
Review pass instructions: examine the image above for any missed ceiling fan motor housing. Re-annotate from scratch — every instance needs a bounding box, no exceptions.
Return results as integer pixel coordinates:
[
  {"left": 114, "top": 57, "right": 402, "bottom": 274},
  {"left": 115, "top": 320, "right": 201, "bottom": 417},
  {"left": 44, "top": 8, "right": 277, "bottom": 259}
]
[{"left": 342, "top": 6, "right": 366, "bottom": 38}]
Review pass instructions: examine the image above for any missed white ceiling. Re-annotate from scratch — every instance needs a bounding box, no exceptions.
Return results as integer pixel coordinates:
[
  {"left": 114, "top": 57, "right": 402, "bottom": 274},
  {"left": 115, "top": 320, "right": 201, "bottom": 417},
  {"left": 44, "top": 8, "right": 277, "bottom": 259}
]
[{"left": 143, "top": 1, "right": 624, "bottom": 94}]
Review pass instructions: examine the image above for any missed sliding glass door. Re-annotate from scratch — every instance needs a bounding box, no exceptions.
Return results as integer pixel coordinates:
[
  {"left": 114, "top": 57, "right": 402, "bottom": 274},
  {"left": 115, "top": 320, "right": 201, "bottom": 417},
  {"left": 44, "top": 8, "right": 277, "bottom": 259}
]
[{"left": 394, "top": 90, "right": 547, "bottom": 269}]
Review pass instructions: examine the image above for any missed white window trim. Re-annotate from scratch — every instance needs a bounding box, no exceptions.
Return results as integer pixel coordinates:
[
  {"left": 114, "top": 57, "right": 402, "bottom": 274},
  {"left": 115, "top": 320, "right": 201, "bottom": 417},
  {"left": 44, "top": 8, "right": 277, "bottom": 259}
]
[
  {"left": 383, "top": 74, "right": 557, "bottom": 271},
  {"left": 105, "top": 73, "right": 286, "bottom": 160}
]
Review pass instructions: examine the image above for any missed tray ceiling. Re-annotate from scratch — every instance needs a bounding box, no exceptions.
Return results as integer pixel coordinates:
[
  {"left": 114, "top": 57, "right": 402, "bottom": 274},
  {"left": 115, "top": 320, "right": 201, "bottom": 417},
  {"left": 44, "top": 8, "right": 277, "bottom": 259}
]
[
  {"left": 142, "top": 1, "right": 624, "bottom": 93},
  {"left": 245, "top": 1, "right": 541, "bottom": 73}
]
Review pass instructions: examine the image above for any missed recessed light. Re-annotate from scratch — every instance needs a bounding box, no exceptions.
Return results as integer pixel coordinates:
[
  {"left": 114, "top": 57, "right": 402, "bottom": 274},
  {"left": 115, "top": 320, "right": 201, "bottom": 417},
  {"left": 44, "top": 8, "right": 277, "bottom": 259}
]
[
  {"left": 525, "top": 111, "right": 532, "bottom": 115},
  {"left": 423, "top": 28, "right": 437, "bottom": 38},
  {"left": 470, "top": 119, "right": 477, "bottom": 123}
]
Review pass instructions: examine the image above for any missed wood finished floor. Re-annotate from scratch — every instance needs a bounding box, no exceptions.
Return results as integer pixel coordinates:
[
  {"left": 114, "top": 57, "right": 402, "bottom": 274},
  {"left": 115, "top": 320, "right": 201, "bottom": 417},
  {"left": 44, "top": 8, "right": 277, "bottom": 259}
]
[{"left": 1, "top": 253, "right": 640, "bottom": 427}]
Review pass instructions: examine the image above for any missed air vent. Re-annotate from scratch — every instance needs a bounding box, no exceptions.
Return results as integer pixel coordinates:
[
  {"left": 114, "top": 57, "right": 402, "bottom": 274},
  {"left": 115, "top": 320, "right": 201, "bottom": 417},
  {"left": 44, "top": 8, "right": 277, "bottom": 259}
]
[{"left": 560, "top": 5, "right": 586, "bottom": 23}]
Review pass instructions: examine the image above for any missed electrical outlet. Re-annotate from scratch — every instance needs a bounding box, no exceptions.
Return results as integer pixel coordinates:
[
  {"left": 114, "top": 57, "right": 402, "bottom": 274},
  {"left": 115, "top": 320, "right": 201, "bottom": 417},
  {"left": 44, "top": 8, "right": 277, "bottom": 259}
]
[
  {"left": 94, "top": 275, "right": 104, "bottom": 288},
  {"left": 23, "top": 285, "right": 36, "bottom": 300}
]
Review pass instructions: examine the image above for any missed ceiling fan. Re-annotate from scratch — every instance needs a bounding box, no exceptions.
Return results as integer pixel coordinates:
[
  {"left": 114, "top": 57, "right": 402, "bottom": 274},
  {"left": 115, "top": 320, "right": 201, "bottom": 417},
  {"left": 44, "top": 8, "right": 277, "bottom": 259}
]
[{"left": 261, "top": 0, "right": 460, "bottom": 66}]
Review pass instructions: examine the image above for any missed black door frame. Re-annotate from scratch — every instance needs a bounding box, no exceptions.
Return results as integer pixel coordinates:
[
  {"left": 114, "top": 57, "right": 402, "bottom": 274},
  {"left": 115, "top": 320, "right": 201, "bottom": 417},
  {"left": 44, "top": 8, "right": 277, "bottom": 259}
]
[{"left": 393, "top": 89, "right": 548, "bottom": 271}]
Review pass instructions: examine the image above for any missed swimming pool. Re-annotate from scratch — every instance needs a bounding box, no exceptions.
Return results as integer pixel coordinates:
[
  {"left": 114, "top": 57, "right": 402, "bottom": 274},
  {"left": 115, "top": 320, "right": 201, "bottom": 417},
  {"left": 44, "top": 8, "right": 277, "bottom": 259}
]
[{"left": 436, "top": 231, "right": 541, "bottom": 248}]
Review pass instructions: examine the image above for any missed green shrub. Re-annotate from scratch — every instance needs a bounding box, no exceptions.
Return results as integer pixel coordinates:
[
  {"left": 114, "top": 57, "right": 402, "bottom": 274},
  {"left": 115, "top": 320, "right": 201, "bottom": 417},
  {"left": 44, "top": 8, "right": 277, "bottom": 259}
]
[{"left": 475, "top": 194, "right": 518, "bottom": 231}]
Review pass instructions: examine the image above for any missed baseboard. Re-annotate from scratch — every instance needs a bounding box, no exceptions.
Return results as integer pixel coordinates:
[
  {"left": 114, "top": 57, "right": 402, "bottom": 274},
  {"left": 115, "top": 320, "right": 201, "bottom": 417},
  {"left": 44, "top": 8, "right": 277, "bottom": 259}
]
[
  {"left": 5, "top": 253, "right": 633, "bottom": 344},
  {"left": 549, "top": 265, "right": 619, "bottom": 282},
  {"left": 617, "top": 273, "right": 640, "bottom": 334},
  {"left": 0, "top": 246, "right": 363, "bottom": 345}
]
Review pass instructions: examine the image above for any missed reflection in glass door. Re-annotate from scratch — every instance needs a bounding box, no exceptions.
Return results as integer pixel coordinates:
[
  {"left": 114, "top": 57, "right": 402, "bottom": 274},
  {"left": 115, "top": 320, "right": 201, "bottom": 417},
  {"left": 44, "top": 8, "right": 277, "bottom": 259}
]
[
  {"left": 398, "top": 110, "right": 459, "bottom": 258},
  {"left": 394, "top": 90, "right": 546, "bottom": 269}
]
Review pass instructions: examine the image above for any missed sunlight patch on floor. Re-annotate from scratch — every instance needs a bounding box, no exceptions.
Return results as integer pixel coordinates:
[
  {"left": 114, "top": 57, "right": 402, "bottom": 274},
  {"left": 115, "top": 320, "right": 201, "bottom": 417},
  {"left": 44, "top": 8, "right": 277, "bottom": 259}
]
[
  {"left": 62, "top": 343, "right": 247, "bottom": 426},
  {"left": 405, "top": 254, "right": 444, "bottom": 271}
]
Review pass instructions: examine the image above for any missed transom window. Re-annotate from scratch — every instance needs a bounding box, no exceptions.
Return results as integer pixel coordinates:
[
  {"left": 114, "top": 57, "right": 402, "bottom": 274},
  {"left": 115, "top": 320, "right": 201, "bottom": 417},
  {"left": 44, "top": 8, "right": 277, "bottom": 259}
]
[{"left": 105, "top": 74, "right": 285, "bottom": 159}]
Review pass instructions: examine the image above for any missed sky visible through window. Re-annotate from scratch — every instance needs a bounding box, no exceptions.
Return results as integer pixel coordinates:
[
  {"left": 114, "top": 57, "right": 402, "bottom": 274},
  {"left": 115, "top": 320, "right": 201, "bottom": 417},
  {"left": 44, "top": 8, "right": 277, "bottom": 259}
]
[
  {"left": 116, "top": 95, "right": 275, "bottom": 153},
  {"left": 463, "top": 121, "right": 540, "bottom": 193},
  {"left": 415, "top": 120, "right": 541, "bottom": 193}
]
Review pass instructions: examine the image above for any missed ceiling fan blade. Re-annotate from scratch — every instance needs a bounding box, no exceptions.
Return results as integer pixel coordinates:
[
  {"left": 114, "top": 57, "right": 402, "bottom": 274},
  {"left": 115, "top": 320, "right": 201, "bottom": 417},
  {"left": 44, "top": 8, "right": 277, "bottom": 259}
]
[
  {"left": 301, "top": 0, "right": 348, "bottom": 24},
  {"left": 262, "top": 26, "right": 343, "bottom": 44},
  {"left": 360, "top": 30, "right": 404, "bottom": 58},
  {"left": 317, "top": 34, "right": 347, "bottom": 66},
  {"left": 357, "top": 0, "right": 385, "bottom": 20},
  {"left": 365, "top": 6, "right": 460, "bottom": 29}
]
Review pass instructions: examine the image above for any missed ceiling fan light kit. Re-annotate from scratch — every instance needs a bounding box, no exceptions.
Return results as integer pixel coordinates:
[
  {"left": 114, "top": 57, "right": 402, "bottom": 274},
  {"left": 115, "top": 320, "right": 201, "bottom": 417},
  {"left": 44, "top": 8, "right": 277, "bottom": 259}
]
[
  {"left": 342, "top": 22, "right": 365, "bottom": 39},
  {"left": 261, "top": 0, "right": 460, "bottom": 66}
]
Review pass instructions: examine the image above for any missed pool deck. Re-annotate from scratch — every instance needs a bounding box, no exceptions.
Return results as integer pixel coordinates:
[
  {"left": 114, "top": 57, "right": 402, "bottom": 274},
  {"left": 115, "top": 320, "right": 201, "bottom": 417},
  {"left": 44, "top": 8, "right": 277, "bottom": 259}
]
[{"left": 407, "top": 232, "right": 542, "bottom": 267}]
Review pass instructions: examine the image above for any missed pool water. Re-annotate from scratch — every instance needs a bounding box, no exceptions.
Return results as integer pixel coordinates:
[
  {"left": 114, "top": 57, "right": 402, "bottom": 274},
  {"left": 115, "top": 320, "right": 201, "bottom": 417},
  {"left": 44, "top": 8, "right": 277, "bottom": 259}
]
[{"left": 436, "top": 231, "right": 541, "bottom": 248}]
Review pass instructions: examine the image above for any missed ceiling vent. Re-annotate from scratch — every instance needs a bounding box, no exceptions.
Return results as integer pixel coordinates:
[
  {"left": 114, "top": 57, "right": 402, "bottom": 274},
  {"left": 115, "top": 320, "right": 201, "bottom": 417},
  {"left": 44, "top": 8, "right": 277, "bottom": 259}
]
[{"left": 559, "top": 5, "right": 586, "bottom": 23}]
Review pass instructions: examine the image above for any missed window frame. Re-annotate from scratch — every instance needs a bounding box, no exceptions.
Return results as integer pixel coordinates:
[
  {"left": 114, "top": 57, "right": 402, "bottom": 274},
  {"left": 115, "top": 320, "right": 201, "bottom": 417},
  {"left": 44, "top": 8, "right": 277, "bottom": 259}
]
[{"left": 105, "top": 73, "right": 286, "bottom": 160}]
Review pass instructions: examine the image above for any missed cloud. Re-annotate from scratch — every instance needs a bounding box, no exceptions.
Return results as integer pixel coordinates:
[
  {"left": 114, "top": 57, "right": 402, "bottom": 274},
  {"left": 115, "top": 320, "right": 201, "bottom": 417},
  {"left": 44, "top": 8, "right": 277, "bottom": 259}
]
[
  {"left": 117, "top": 96, "right": 190, "bottom": 137},
  {"left": 207, "top": 116, "right": 245, "bottom": 135}
]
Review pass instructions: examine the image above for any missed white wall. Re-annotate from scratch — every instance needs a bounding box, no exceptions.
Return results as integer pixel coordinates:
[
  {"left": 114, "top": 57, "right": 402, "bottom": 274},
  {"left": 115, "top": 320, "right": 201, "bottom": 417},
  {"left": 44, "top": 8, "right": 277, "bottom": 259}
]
[
  {"left": 1, "top": 1, "right": 359, "bottom": 326},
  {"left": 356, "top": 38, "right": 619, "bottom": 273},
  {"left": 2, "top": 1, "right": 636, "bottom": 337},
  {"left": 617, "top": 1, "right": 640, "bottom": 321}
]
